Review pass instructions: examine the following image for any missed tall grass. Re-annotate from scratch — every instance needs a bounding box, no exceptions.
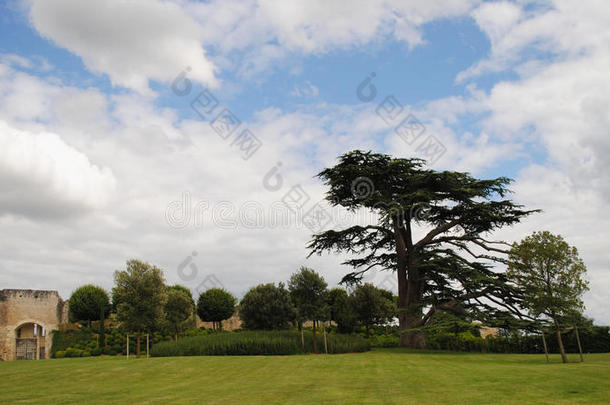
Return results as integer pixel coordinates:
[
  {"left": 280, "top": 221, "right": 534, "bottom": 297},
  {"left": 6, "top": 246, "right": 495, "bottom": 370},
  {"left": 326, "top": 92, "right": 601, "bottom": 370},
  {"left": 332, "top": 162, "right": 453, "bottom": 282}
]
[{"left": 151, "top": 330, "right": 370, "bottom": 357}]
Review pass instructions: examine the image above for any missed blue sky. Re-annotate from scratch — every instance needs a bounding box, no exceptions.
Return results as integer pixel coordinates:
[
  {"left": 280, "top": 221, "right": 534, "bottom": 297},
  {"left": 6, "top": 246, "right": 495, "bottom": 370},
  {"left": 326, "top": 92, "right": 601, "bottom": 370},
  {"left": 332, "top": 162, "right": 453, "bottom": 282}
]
[{"left": 0, "top": 0, "right": 608, "bottom": 324}]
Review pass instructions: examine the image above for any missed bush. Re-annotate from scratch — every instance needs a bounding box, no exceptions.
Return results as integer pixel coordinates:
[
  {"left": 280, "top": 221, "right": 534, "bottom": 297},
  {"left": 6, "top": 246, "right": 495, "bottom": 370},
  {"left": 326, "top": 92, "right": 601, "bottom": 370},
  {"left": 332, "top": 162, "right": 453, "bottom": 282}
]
[
  {"left": 368, "top": 334, "right": 399, "bottom": 348},
  {"left": 64, "top": 347, "right": 84, "bottom": 358},
  {"left": 55, "top": 351, "right": 66, "bottom": 358},
  {"left": 151, "top": 330, "right": 370, "bottom": 357},
  {"left": 51, "top": 329, "right": 97, "bottom": 356},
  {"left": 424, "top": 326, "right": 610, "bottom": 354}
]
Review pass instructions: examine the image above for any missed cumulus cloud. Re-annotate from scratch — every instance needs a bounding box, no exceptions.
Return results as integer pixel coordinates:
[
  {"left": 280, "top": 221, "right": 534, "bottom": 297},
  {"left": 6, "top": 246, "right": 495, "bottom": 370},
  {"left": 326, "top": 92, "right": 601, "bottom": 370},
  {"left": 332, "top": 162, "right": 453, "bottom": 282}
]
[
  {"left": 0, "top": 121, "right": 116, "bottom": 218},
  {"left": 28, "top": 0, "right": 217, "bottom": 94},
  {"left": 186, "top": 0, "right": 480, "bottom": 78}
]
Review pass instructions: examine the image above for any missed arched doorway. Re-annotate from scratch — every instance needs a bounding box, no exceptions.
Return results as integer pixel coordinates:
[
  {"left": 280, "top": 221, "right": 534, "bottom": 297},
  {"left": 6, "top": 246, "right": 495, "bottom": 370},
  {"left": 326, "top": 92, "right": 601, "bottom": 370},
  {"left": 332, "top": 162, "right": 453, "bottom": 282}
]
[{"left": 15, "top": 322, "right": 46, "bottom": 360}]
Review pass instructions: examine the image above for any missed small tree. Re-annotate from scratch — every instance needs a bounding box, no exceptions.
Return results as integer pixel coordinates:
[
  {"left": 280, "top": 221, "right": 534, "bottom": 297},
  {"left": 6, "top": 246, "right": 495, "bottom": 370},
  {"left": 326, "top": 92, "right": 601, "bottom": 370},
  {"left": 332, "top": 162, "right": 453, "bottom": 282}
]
[
  {"left": 197, "top": 288, "right": 236, "bottom": 331},
  {"left": 508, "top": 231, "right": 589, "bottom": 363},
  {"left": 239, "top": 283, "right": 296, "bottom": 330},
  {"left": 69, "top": 285, "right": 111, "bottom": 347},
  {"left": 112, "top": 259, "right": 167, "bottom": 358},
  {"left": 327, "top": 288, "right": 356, "bottom": 333},
  {"left": 350, "top": 283, "right": 396, "bottom": 336},
  {"left": 288, "top": 267, "right": 328, "bottom": 352},
  {"left": 166, "top": 285, "right": 195, "bottom": 339}
]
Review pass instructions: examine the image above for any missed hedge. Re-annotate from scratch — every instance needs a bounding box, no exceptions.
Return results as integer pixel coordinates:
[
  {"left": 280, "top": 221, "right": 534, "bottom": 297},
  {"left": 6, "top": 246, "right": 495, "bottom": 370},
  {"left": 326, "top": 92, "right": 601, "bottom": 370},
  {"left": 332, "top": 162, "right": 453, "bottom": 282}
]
[{"left": 151, "top": 330, "right": 370, "bottom": 356}]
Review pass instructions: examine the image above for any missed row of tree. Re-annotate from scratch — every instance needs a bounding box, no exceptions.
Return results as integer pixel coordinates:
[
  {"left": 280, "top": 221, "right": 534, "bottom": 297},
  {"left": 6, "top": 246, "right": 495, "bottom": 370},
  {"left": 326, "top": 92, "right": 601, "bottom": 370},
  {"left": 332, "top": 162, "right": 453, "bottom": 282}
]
[{"left": 68, "top": 263, "right": 398, "bottom": 357}]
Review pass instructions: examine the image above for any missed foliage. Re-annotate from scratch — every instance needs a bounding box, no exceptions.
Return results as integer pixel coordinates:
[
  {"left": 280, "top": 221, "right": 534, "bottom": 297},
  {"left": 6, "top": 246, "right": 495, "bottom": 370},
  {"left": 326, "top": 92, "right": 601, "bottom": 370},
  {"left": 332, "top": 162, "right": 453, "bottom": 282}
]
[
  {"left": 239, "top": 283, "right": 296, "bottom": 330},
  {"left": 508, "top": 231, "right": 589, "bottom": 319},
  {"left": 508, "top": 231, "right": 589, "bottom": 362},
  {"left": 308, "top": 150, "right": 537, "bottom": 348},
  {"left": 327, "top": 288, "right": 357, "bottom": 333},
  {"left": 150, "top": 330, "right": 370, "bottom": 356},
  {"left": 197, "top": 288, "right": 237, "bottom": 330},
  {"left": 51, "top": 328, "right": 97, "bottom": 357},
  {"left": 288, "top": 267, "right": 328, "bottom": 324},
  {"left": 350, "top": 283, "right": 396, "bottom": 335},
  {"left": 165, "top": 285, "right": 195, "bottom": 336},
  {"left": 112, "top": 259, "right": 167, "bottom": 336},
  {"left": 368, "top": 334, "right": 400, "bottom": 348},
  {"left": 68, "top": 285, "right": 111, "bottom": 324},
  {"left": 421, "top": 312, "right": 481, "bottom": 336},
  {"left": 424, "top": 326, "right": 610, "bottom": 354}
]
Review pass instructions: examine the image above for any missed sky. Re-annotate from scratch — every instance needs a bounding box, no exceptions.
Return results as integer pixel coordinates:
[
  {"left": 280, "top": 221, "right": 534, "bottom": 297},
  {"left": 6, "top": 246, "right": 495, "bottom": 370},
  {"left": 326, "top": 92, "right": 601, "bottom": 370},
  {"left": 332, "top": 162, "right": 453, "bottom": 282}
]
[{"left": 0, "top": 0, "right": 608, "bottom": 324}]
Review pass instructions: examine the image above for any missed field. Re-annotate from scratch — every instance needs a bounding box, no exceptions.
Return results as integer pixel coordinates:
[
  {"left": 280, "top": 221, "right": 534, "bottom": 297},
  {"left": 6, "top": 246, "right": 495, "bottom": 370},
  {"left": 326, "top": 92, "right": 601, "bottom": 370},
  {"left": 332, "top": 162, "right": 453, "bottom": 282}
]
[{"left": 1, "top": 349, "right": 609, "bottom": 404}]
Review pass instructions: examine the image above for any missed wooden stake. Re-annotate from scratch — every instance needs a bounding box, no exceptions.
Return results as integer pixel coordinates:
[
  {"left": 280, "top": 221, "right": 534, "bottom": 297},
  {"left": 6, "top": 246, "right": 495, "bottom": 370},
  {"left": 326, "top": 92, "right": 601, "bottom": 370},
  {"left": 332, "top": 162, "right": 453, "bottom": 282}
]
[
  {"left": 574, "top": 327, "right": 584, "bottom": 363},
  {"left": 126, "top": 335, "right": 129, "bottom": 360},
  {"left": 146, "top": 334, "right": 150, "bottom": 359},
  {"left": 301, "top": 328, "right": 305, "bottom": 350},
  {"left": 323, "top": 322, "right": 328, "bottom": 354},
  {"left": 541, "top": 330, "right": 549, "bottom": 363}
]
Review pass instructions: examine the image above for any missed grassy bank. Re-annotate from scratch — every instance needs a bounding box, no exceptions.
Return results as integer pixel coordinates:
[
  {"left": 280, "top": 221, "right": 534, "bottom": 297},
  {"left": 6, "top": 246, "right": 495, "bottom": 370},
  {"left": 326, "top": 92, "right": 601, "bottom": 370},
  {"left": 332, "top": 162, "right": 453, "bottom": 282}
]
[{"left": 1, "top": 349, "right": 609, "bottom": 404}]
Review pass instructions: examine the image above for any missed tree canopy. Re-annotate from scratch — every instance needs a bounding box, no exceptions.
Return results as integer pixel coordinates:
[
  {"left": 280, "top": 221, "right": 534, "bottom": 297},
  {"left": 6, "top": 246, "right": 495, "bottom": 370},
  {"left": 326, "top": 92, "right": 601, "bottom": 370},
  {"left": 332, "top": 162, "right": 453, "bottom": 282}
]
[
  {"left": 308, "top": 150, "right": 538, "bottom": 348},
  {"left": 350, "top": 283, "right": 396, "bottom": 336},
  {"left": 112, "top": 259, "right": 167, "bottom": 357},
  {"left": 508, "top": 231, "right": 589, "bottom": 363},
  {"left": 197, "top": 288, "right": 237, "bottom": 330},
  {"left": 239, "top": 283, "right": 296, "bottom": 330},
  {"left": 288, "top": 267, "right": 328, "bottom": 352},
  {"left": 327, "top": 288, "right": 356, "bottom": 333},
  {"left": 69, "top": 284, "right": 111, "bottom": 325},
  {"left": 166, "top": 285, "right": 195, "bottom": 337}
]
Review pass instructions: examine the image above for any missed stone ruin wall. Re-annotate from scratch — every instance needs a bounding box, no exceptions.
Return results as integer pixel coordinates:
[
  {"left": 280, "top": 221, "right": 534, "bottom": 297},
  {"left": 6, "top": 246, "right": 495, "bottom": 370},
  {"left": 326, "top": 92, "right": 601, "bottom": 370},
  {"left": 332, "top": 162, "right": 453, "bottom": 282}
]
[{"left": 0, "top": 289, "right": 68, "bottom": 361}]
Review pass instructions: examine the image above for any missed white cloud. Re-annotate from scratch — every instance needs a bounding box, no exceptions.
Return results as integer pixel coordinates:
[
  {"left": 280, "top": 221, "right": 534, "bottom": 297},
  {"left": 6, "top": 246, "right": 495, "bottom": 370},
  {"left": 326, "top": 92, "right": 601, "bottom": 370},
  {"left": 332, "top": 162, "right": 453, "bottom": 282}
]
[
  {"left": 28, "top": 0, "right": 217, "bottom": 94},
  {"left": 0, "top": 120, "right": 116, "bottom": 218},
  {"left": 185, "top": 0, "right": 480, "bottom": 78},
  {"left": 290, "top": 81, "right": 319, "bottom": 98}
]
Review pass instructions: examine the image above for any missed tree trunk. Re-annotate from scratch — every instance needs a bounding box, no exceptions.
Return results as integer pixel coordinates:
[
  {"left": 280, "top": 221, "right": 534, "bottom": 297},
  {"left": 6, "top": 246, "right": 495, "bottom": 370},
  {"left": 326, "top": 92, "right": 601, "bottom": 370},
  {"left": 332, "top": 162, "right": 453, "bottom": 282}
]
[
  {"left": 575, "top": 326, "right": 584, "bottom": 363},
  {"left": 554, "top": 318, "right": 568, "bottom": 363},
  {"left": 541, "top": 330, "right": 549, "bottom": 363},
  {"left": 312, "top": 320, "right": 317, "bottom": 353},
  {"left": 99, "top": 311, "right": 105, "bottom": 349},
  {"left": 136, "top": 334, "right": 141, "bottom": 359},
  {"left": 394, "top": 219, "right": 426, "bottom": 349}
]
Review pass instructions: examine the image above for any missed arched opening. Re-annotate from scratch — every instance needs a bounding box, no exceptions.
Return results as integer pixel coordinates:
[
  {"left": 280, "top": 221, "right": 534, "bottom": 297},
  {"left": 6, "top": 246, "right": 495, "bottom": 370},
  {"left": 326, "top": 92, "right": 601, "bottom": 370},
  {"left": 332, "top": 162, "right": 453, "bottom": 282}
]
[{"left": 15, "top": 322, "right": 46, "bottom": 360}]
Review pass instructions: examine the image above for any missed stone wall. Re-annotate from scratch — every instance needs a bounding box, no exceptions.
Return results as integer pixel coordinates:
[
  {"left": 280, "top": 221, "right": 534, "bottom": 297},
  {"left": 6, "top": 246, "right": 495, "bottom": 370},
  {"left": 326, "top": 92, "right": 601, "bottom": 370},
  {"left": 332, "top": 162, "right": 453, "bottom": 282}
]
[
  {"left": 196, "top": 308, "right": 242, "bottom": 331},
  {"left": 0, "top": 289, "right": 67, "bottom": 361}
]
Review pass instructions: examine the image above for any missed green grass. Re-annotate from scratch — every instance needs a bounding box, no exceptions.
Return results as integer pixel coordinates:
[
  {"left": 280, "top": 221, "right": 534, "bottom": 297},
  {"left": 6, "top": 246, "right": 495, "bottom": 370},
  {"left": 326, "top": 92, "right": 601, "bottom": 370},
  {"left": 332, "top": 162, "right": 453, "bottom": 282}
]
[{"left": 1, "top": 349, "right": 609, "bottom": 404}]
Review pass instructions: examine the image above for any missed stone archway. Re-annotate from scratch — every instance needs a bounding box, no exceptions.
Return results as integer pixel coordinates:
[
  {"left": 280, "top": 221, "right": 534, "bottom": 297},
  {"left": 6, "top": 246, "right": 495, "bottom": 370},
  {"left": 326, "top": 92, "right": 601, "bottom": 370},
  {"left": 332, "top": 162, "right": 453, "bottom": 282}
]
[
  {"left": 0, "top": 289, "right": 68, "bottom": 361},
  {"left": 14, "top": 321, "right": 48, "bottom": 360}
]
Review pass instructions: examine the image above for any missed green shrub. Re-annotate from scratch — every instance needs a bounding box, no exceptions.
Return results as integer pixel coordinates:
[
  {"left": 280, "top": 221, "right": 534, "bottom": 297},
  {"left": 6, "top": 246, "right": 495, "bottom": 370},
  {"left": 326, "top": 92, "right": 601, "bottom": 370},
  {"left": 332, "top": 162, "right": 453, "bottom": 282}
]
[
  {"left": 91, "top": 348, "right": 102, "bottom": 356},
  {"left": 368, "top": 334, "right": 399, "bottom": 348},
  {"left": 55, "top": 351, "right": 66, "bottom": 359},
  {"left": 424, "top": 326, "right": 610, "bottom": 354},
  {"left": 51, "top": 329, "right": 96, "bottom": 357},
  {"left": 64, "top": 347, "right": 84, "bottom": 358},
  {"left": 151, "top": 330, "right": 370, "bottom": 357}
]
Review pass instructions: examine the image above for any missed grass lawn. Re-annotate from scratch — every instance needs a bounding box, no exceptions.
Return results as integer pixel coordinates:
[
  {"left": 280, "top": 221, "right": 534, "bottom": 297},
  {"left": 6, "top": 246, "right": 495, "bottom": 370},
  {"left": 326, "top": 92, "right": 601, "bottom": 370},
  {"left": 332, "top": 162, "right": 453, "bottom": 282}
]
[{"left": 1, "top": 349, "right": 609, "bottom": 404}]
